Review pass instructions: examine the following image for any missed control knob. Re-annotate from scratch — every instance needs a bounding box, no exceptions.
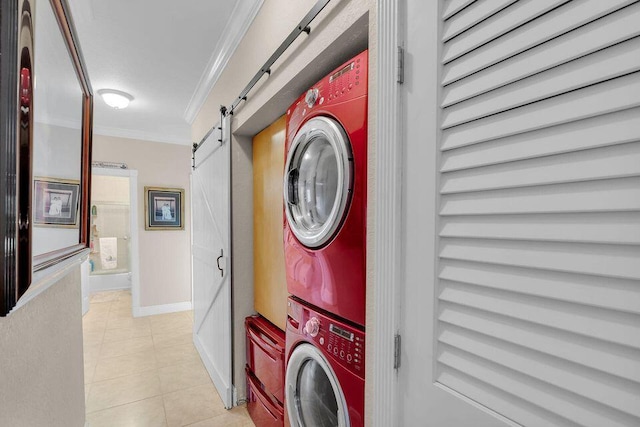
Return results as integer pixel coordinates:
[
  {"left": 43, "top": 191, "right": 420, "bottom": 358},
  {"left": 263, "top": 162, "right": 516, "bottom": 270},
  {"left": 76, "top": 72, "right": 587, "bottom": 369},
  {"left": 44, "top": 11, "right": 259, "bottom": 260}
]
[
  {"left": 305, "top": 88, "right": 319, "bottom": 108},
  {"left": 304, "top": 317, "right": 320, "bottom": 337}
]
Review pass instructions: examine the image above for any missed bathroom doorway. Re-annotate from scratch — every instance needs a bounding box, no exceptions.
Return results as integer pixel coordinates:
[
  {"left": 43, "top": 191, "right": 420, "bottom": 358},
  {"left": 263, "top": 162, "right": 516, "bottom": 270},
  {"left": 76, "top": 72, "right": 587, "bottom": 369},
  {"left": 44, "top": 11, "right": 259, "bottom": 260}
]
[{"left": 87, "top": 167, "right": 141, "bottom": 314}]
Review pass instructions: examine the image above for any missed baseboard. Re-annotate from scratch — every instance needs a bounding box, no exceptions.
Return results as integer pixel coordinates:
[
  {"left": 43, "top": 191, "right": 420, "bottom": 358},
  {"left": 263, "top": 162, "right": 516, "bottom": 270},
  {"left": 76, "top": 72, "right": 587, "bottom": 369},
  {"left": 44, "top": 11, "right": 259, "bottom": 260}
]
[
  {"left": 89, "top": 273, "right": 131, "bottom": 293},
  {"left": 134, "top": 301, "right": 192, "bottom": 317}
]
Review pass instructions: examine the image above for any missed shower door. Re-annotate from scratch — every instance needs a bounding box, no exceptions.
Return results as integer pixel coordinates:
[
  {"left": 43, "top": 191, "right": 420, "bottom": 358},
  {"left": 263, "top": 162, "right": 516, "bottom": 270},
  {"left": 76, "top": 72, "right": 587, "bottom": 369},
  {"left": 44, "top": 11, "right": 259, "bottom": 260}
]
[{"left": 89, "top": 175, "right": 132, "bottom": 290}]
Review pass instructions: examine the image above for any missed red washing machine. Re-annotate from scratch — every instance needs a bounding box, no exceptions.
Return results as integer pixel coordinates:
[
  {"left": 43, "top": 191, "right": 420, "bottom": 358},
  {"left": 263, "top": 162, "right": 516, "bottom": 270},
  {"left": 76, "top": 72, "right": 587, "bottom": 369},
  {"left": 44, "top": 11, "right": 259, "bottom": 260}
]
[
  {"left": 285, "top": 297, "right": 364, "bottom": 427},
  {"left": 283, "top": 50, "right": 368, "bottom": 327}
]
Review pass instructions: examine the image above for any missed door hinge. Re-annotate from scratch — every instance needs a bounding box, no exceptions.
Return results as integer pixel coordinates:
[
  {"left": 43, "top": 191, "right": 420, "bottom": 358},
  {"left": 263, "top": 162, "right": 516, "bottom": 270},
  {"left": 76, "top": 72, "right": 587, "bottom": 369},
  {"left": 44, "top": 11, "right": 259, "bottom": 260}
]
[
  {"left": 397, "top": 46, "right": 404, "bottom": 84},
  {"left": 394, "top": 333, "right": 401, "bottom": 370}
]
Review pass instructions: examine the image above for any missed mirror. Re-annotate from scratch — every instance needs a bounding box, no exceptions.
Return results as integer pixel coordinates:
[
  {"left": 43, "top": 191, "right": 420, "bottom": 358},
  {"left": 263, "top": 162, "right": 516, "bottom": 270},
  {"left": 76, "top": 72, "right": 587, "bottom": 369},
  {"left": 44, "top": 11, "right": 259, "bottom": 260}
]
[
  {"left": 0, "top": 0, "right": 93, "bottom": 316},
  {"left": 32, "top": 0, "right": 84, "bottom": 259}
]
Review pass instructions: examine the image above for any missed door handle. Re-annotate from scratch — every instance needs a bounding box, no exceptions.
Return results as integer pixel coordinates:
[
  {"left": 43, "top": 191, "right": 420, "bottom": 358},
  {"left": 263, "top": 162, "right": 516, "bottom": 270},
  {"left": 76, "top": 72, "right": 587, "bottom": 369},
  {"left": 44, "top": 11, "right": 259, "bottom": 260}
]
[
  {"left": 286, "top": 168, "right": 299, "bottom": 206},
  {"left": 216, "top": 249, "right": 223, "bottom": 277}
]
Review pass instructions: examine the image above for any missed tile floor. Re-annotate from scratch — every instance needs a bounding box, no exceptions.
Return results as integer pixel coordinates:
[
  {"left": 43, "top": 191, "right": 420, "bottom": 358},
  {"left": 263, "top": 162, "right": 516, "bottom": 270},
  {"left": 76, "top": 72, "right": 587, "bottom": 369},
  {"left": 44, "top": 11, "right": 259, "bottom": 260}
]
[{"left": 83, "top": 290, "right": 255, "bottom": 427}]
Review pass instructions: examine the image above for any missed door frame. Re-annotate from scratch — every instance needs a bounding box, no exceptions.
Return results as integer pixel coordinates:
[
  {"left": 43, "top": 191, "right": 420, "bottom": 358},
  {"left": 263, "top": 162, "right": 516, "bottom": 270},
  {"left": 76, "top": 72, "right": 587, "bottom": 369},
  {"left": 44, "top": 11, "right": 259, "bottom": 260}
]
[
  {"left": 371, "top": 1, "right": 402, "bottom": 425},
  {"left": 91, "top": 167, "right": 141, "bottom": 316}
]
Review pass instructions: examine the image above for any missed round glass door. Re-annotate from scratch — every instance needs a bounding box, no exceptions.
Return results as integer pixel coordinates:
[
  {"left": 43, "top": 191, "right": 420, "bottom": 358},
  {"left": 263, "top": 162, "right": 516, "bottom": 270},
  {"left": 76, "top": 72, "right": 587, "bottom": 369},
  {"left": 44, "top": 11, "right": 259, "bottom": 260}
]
[
  {"left": 286, "top": 343, "right": 349, "bottom": 427},
  {"left": 284, "top": 116, "right": 352, "bottom": 248}
]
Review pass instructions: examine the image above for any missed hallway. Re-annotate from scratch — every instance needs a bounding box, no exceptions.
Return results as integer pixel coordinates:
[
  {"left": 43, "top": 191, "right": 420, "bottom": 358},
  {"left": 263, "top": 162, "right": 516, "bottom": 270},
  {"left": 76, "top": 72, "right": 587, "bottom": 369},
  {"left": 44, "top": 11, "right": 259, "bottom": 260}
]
[{"left": 82, "top": 290, "right": 255, "bottom": 427}]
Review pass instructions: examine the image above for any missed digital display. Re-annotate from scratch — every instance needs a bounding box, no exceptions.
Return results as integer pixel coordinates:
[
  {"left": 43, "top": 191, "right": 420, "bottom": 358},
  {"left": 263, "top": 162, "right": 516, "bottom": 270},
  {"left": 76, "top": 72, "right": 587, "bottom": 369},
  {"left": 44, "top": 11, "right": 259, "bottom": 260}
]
[
  {"left": 329, "top": 63, "right": 354, "bottom": 82},
  {"left": 330, "top": 324, "right": 354, "bottom": 341}
]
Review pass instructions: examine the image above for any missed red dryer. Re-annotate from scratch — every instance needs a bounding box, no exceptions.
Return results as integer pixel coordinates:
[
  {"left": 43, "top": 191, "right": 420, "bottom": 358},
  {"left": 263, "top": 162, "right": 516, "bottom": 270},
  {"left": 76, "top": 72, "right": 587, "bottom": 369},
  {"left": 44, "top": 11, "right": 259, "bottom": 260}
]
[{"left": 283, "top": 50, "right": 368, "bottom": 327}]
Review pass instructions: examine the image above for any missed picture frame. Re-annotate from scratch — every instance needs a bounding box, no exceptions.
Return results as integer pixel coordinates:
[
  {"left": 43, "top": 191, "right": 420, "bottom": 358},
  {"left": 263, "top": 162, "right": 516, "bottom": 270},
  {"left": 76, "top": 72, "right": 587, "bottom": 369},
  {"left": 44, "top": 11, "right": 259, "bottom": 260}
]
[
  {"left": 33, "top": 178, "right": 80, "bottom": 228},
  {"left": 145, "top": 187, "right": 185, "bottom": 230}
]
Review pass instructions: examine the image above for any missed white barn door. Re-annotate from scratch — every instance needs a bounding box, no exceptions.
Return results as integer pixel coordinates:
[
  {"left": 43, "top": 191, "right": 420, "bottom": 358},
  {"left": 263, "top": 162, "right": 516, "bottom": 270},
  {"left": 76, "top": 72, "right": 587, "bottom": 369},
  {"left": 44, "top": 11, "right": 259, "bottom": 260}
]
[{"left": 192, "top": 115, "right": 233, "bottom": 408}]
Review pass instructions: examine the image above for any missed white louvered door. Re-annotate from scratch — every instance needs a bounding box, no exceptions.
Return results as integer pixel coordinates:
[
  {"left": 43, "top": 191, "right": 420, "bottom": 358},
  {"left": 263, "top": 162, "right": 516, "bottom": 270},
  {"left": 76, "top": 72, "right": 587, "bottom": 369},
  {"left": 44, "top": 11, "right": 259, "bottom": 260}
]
[{"left": 401, "top": 1, "right": 640, "bottom": 426}]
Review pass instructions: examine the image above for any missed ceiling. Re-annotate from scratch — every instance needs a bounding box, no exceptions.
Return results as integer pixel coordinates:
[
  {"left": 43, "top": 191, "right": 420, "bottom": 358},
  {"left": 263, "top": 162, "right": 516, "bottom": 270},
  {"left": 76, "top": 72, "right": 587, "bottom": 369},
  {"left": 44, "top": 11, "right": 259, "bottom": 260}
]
[{"left": 66, "top": 0, "right": 263, "bottom": 145}]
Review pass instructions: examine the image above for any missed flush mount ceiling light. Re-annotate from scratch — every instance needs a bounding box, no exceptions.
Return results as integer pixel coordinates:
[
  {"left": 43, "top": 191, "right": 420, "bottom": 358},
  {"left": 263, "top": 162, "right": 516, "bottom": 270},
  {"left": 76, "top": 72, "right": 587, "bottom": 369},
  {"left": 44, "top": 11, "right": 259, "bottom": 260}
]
[{"left": 98, "top": 89, "right": 134, "bottom": 109}]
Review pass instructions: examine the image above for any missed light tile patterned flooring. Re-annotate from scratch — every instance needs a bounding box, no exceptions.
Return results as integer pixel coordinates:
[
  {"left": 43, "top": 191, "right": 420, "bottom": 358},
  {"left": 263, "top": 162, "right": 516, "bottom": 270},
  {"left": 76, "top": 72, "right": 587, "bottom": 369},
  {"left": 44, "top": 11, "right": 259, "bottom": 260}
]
[{"left": 83, "top": 290, "right": 255, "bottom": 427}]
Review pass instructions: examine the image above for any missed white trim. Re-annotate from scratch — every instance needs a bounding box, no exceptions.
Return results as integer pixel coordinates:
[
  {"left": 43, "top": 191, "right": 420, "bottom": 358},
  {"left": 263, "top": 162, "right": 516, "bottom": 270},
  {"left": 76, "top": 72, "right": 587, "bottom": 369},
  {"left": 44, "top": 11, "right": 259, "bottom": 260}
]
[
  {"left": 135, "top": 301, "right": 192, "bottom": 317},
  {"left": 91, "top": 168, "right": 141, "bottom": 319},
  {"left": 88, "top": 273, "right": 131, "bottom": 293},
  {"left": 372, "top": 1, "right": 402, "bottom": 427},
  {"left": 92, "top": 125, "right": 191, "bottom": 146},
  {"left": 183, "top": 0, "right": 264, "bottom": 124}
]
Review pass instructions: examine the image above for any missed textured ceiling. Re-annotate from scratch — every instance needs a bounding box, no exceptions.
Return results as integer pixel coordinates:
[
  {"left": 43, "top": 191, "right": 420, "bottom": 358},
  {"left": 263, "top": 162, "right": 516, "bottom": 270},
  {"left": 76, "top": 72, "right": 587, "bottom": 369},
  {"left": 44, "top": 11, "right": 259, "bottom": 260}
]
[{"left": 66, "top": 0, "right": 262, "bottom": 145}]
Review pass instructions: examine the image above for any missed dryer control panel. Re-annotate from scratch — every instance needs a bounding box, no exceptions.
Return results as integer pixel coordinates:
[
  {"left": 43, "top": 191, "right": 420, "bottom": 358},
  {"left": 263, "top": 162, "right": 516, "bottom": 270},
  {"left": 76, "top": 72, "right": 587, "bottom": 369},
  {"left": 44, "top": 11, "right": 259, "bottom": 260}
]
[
  {"left": 286, "top": 50, "right": 368, "bottom": 139},
  {"left": 287, "top": 297, "right": 365, "bottom": 379}
]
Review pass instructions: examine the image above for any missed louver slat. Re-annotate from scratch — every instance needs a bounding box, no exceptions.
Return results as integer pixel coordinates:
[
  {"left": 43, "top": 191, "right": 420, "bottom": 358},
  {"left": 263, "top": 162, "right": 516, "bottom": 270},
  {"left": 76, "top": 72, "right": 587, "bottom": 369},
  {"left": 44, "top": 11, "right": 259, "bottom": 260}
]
[
  {"left": 439, "top": 305, "right": 640, "bottom": 384},
  {"left": 439, "top": 327, "right": 640, "bottom": 418},
  {"left": 439, "top": 239, "right": 640, "bottom": 281},
  {"left": 441, "top": 72, "right": 640, "bottom": 150},
  {"left": 442, "top": 37, "right": 640, "bottom": 129},
  {"left": 441, "top": 108, "right": 640, "bottom": 172},
  {"left": 439, "top": 213, "right": 640, "bottom": 246},
  {"left": 438, "top": 347, "right": 637, "bottom": 427},
  {"left": 443, "top": 0, "right": 476, "bottom": 21},
  {"left": 441, "top": 143, "right": 640, "bottom": 194},
  {"left": 442, "top": 0, "right": 636, "bottom": 85},
  {"left": 442, "top": 2, "right": 640, "bottom": 107},
  {"left": 442, "top": 0, "right": 570, "bottom": 64},
  {"left": 442, "top": 0, "right": 517, "bottom": 42}
]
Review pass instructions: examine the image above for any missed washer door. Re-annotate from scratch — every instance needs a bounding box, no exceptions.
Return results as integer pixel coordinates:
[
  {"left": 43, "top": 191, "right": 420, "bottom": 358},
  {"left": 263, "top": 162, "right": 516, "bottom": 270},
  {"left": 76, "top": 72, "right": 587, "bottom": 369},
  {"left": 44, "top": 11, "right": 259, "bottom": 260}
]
[
  {"left": 284, "top": 116, "right": 352, "bottom": 248},
  {"left": 286, "top": 343, "right": 350, "bottom": 427}
]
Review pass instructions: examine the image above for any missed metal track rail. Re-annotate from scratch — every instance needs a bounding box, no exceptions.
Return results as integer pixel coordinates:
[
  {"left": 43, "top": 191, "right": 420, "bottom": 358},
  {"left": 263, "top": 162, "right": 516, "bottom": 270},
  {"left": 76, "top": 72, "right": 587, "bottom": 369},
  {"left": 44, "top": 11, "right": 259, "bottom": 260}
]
[{"left": 193, "top": 0, "right": 331, "bottom": 154}]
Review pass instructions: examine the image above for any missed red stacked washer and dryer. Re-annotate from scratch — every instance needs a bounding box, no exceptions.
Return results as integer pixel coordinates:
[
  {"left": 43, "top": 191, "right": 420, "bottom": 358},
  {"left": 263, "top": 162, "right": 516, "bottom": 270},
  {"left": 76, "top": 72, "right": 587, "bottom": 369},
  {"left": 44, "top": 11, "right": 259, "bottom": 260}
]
[{"left": 283, "top": 50, "right": 368, "bottom": 427}]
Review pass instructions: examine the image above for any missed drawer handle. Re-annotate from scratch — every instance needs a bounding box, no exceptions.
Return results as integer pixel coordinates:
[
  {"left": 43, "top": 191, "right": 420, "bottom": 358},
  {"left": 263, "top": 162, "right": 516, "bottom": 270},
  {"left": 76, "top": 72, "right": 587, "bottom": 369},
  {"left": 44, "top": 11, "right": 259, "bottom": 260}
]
[
  {"left": 247, "top": 369, "right": 281, "bottom": 421},
  {"left": 248, "top": 326, "right": 281, "bottom": 362}
]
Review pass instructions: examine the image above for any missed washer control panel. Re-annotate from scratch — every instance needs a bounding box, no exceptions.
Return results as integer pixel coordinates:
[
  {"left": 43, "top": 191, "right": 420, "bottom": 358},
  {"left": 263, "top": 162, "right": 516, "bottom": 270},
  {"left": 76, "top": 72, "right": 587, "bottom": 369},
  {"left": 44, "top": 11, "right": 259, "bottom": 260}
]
[
  {"left": 288, "top": 297, "right": 365, "bottom": 378},
  {"left": 325, "top": 322, "right": 365, "bottom": 375}
]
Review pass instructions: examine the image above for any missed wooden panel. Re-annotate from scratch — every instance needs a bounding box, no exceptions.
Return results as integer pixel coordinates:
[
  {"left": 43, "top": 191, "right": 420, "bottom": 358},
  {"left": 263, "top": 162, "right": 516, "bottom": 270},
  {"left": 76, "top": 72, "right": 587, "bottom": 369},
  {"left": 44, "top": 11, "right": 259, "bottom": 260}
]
[
  {"left": 442, "top": 0, "right": 517, "bottom": 42},
  {"left": 441, "top": 142, "right": 640, "bottom": 194},
  {"left": 443, "top": 37, "right": 640, "bottom": 128},
  {"left": 441, "top": 108, "right": 640, "bottom": 172},
  {"left": 252, "top": 116, "right": 287, "bottom": 331},
  {"left": 441, "top": 72, "right": 640, "bottom": 150},
  {"left": 442, "top": 3, "right": 640, "bottom": 107},
  {"left": 442, "top": 0, "right": 634, "bottom": 85},
  {"left": 443, "top": 0, "right": 570, "bottom": 64},
  {"left": 439, "top": 213, "right": 640, "bottom": 246}
]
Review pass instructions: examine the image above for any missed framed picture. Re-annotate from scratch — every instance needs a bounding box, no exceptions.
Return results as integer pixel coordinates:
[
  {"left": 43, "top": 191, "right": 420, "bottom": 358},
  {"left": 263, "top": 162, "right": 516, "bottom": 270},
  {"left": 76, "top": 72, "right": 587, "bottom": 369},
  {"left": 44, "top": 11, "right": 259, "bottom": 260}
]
[
  {"left": 33, "top": 178, "right": 80, "bottom": 227},
  {"left": 145, "top": 187, "right": 185, "bottom": 230}
]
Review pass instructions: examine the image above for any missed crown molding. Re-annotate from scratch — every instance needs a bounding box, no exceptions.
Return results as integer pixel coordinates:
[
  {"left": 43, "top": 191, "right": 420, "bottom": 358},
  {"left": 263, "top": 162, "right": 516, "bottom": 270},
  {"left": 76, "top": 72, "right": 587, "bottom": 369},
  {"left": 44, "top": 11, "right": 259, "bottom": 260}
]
[
  {"left": 92, "top": 125, "right": 192, "bottom": 146},
  {"left": 183, "top": 0, "right": 264, "bottom": 124}
]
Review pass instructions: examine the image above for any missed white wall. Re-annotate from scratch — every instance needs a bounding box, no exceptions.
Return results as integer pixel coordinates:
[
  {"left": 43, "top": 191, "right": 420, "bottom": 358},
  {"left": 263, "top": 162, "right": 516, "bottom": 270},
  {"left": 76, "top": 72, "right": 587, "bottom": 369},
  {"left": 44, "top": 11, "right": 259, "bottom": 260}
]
[
  {"left": 92, "top": 135, "right": 192, "bottom": 309},
  {"left": 191, "top": 0, "right": 373, "bottom": 404},
  {"left": 0, "top": 267, "right": 85, "bottom": 427}
]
